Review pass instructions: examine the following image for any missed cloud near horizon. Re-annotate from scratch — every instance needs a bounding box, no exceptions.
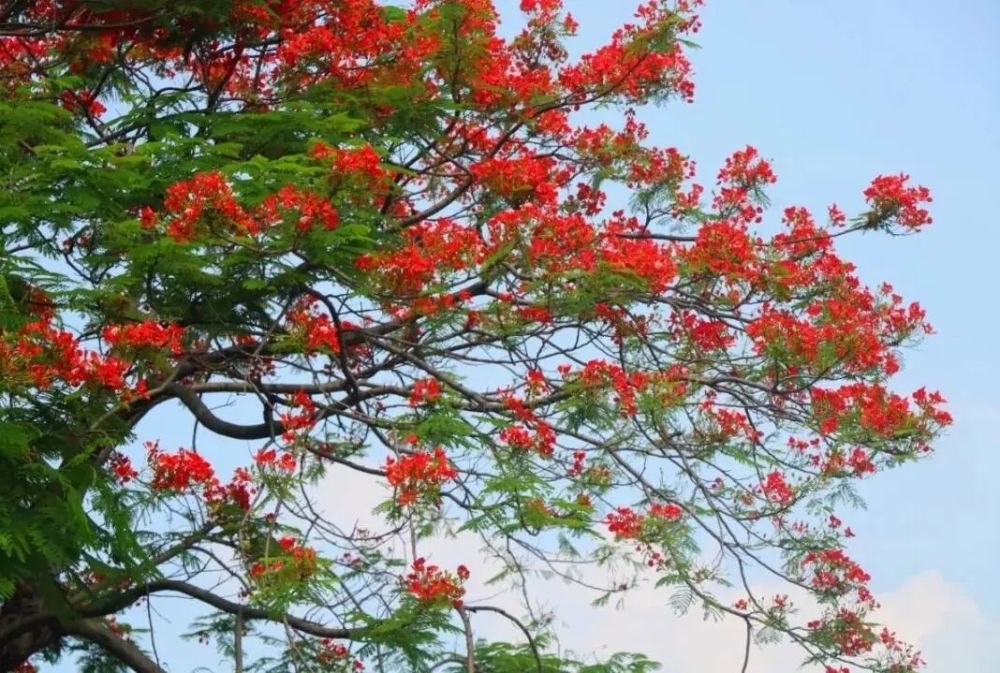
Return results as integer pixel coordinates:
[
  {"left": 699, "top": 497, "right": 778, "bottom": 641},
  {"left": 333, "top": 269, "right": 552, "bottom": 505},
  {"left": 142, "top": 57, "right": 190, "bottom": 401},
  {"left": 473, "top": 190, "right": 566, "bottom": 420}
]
[{"left": 316, "top": 472, "right": 994, "bottom": 673}]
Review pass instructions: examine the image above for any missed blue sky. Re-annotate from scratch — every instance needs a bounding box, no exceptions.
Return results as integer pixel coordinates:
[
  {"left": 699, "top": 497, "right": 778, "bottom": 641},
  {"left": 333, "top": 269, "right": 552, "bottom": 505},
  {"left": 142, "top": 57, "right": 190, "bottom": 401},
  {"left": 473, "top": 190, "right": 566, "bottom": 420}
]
[{"left": 48, "top": 1, "right": 1000, "bottom": 671}]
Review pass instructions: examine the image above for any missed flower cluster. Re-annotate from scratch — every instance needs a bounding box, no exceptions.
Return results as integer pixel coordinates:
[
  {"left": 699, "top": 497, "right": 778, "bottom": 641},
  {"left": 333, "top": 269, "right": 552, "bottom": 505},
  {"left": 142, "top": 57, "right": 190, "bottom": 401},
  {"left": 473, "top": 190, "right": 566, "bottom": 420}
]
[
  {"left": 311, "top": 143, "right": 390, "bottom": 194},
  {"left": 576, "top": 359, "right": 653, "bottom": 417},
  {"left": 102, "top": 320, "right": 185, "bottom": 355},
  {"left": 147, "top": 442, "right": 255, "bottom": 511},
  {"left": 258, "top": 185, "right": 340, "bottom": 232},
  {"left": 384, "top": 445, "right": 457, "bottom": 506},
  {"left": 108, "top": 452, "right": 138, "bottom": 484},
  {"left": 605, "top": 501, "right": 683, "bottom": 541},
  {"left": 558, "top": 2, "right": 697, "bottom": 102},
  {"left": 403, "top": 558, "right": 469, "bottom": 608},
  {"left": 286, "top": 299, "right": 363, "bottom": 357},
  {"left": 255, "top": 448, "right": 297, "bottom": 472},
  {"left": 355, "top": 218, "right": 485, "bottom": 298},
  {"left": 158, "top": 171, "right": 254, "bottom": 242},
  {"left": 277, "top": 390, "right": 317, "bottom": 443},
  {"left": 803, "top": 548, "right": 872, "bottom": 600},
  {"left": 470, "top": 153, "right": 562, "bottom": 205},
  {"left": 408, "top": 378, "right": 442, "bottom": 406},
  {"left": 0, "top": 316, "right": 130, "bottom": 392},
  {"left": 59, "top": 89, "right": 106, "bottom": 117},
  {"left": 148, "top": 445, "right": 215, "bottom": 491},
  {"left": 863, "top": 173, "right": 933, "bottom": 230},
  {"left": 316, "top": 638, "right": 365, "bottom": 671},
  {"left": 760, "top": 471, "right": 794, "bottom": 506},
  {"left": 810, "top": 383, "right": 951, "bottom": 439},
  {"left": 499, "top": 394, "right": 557, "bottom": 456}
]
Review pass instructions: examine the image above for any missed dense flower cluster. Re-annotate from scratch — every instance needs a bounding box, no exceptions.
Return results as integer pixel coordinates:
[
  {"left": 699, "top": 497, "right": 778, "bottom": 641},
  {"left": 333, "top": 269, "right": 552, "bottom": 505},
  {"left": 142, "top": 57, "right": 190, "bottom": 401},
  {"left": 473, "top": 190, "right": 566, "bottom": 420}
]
[
  {"left": 258, "top": 186, "right": 340, "bottom": 233},
  {"left": 286, "top": 299, "right": 363, "bottom": 357},
  {"left": 403, "top": 558, "right": 469, "bottom": 608},
  {"left": 760, "top": 471, "right": 795, "bottom": 506},
  {"left": 558, "top": 1, "right": 697, "bottom": 102},
  {"left": 147, "top": 445, "right": 215, "bottom": 492},
  {"left": 108, "top": 452, "right": 138, "bottom": 484},
  {"left": 355, "top": 218, "right": 486, "bottom": 298},
  {"left": 146, "top": 442, "right": 255, "bottom": 511},
  {"left": 499, "top": 394, "right": 557, "bottom": 457},
  {"left": 803, "top": 548, "right": 872, "bottom": 599},
  {"left": 408, "top": 378, "right": 442, "bottom": 407},
  {"left": 384, "top": 446, "right": 457, "bottom": 506},
  {"left": 863, "top": 173, "right": 933, "bottom": 230},
  {"left": 102, "top": 321, "right": 185, "bottom": 356},
  {"left": 605, "top": 501, "right": 683, "bottom": 541},
  {"left": 158, "top": 171, "right": 254, "bottom": 242},
  {"left": 810, "top": 383, "right": 951, "bottom": 439},
  {"left": 0, "top": 316, "right": 129, "bottom": 392}
]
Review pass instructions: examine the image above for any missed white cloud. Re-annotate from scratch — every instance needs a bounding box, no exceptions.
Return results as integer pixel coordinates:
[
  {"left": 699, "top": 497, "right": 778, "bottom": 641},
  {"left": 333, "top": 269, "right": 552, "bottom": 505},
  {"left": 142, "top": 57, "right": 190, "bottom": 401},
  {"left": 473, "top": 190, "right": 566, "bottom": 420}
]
[
  {"left": 543, "top": 571, "right": 998, "bottom": 673},
  {"left": 312, "top": 475, "right": 996, "bottom": 672}
]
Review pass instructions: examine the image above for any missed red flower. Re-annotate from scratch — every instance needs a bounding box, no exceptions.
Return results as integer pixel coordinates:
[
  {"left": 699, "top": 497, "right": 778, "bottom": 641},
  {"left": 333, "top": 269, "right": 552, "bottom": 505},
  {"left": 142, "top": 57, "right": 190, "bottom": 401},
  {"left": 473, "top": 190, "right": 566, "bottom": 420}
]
[
  {"left": 148, "top": 446, "right": 216, "bottom": 492},
  {"left": 605, "top": 506, "right": 643, "bottom": 540},
  {"left": 404, "top": 558, "right": 468, "bottom": 608},
  {"left": 384, "top": 447, "right": 457, "bottom": 506},
  {"left": 160, "top": 171, "right": 254, "bottom": 241},
  {"left": 761, "top": 471, "right": 794, "bottom": 506},
  {"left": 408, "top": 378, "right": 442, "bottom": 406},
  {"left": 108, "top": 452, "right": 138, "bottom": 484},
  {"left": 60, "top": 89, "right": 106, "bottom": 117},
  {"left": 257, "top": 185, "right": 340, "bottom": 232},
  {"left": 102, "top": 321, "right": 185, "bottom": 355},
  {"left": 863, "top": 173, "right": 932, "bottom": 229},
  {"left": 648, "top": 502, "right": 683, "bottom": 522}
]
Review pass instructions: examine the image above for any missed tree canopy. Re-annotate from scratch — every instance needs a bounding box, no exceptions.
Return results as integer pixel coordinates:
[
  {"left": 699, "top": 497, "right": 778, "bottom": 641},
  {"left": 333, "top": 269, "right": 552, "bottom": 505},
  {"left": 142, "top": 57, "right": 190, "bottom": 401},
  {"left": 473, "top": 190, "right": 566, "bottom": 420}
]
[{"left": 0, "top": 1, "right": 949, "bottom": 672}]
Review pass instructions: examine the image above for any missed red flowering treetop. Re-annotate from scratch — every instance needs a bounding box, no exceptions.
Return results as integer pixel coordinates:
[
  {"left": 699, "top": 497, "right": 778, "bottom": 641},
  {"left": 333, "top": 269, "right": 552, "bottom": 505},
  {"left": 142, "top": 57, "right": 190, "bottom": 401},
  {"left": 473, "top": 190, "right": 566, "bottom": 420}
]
[{"left": 0, "top": 1, "right": 946, "bottom": 672}]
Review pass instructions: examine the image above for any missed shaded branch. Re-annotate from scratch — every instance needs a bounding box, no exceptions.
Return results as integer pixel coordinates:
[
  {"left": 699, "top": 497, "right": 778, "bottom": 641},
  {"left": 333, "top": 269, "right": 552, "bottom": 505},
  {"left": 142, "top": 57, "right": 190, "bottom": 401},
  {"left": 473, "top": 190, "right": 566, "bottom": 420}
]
[
  {"left": 65, "top": 619, "right": 165, "bottom": 673},
  {"left": 82, "top": 579, "right": 372, "bottom": 641}
]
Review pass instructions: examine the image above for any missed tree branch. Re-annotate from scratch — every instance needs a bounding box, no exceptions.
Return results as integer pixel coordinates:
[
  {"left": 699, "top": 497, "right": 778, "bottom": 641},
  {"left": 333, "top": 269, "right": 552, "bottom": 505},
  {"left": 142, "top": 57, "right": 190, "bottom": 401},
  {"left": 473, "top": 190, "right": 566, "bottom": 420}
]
[
  {"left": 83, "top": 579, "right": 373, "bottom": 641},
  {"left": 66, "top": 619, "right": 165, "bottom": 673}
]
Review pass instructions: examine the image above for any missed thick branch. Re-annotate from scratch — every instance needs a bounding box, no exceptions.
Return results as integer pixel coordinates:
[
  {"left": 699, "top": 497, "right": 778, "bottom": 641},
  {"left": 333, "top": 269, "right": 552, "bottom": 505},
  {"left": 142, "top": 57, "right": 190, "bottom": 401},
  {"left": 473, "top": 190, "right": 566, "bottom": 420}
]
[
  {"left": 83, "top": 579, "right": 370, "bottom": 640},
  {"left": 166, "top": 382, "right": 283, "bottom": 440},
  {"left": 66, "top": 619, "right": 165, "bottom": 673}
]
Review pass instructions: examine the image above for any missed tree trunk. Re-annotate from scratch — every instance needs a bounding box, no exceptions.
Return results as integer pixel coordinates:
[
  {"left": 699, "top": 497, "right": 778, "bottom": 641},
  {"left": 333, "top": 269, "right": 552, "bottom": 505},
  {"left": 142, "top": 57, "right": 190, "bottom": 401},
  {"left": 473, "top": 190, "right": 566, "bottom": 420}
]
[{"left": 0, "top": 583, "right": 64, "bottom": 672}]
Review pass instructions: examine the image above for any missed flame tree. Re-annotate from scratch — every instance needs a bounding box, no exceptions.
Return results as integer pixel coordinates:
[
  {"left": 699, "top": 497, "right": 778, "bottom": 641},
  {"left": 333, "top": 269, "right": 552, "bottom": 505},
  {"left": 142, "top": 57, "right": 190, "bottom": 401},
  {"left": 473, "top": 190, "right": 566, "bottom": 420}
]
[{"left": 0, "top": 1, "right": 950, "bottom": 672}]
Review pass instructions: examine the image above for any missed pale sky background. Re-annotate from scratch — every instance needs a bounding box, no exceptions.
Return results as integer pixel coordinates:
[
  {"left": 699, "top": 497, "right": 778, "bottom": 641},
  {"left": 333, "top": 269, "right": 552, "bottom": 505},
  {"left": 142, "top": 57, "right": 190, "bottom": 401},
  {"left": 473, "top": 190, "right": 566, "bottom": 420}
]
[{"left": 48, "top": 1, "right": 1000, "bottom": 672}]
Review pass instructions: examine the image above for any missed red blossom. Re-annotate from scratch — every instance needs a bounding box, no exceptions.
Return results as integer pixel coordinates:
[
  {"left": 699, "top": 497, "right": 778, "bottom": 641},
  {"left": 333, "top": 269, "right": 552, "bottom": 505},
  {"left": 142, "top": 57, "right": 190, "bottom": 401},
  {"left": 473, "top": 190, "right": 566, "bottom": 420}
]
[
  {"left": 384, "top": 447, "right": 457, "bottom": 506},
  {"left": 409, "top": 378, "right": 442, "bottom": 406},
  {"left": 255, "top": 448, "right": 297, "bottom": 473},
  {"left": 257, "top": 185, "right": 340, "bottom": 232},
  {"left": 60, "top": 89, "right": 106, "bottom": 117},
  {"left": 147, "top": 445, "right": 216, "bottom": 492},
  {"left": 404, "top": 557, "right": 468, "bottom": 608},
  {"left": 606, "top": 501, "right": 683, "bottom": 540},
  {"left": 102, "top": 321, "right": 185, "bottom": 355},
  {"left": 803, "top": 548, "right": 872, "bottom": 600},
  {"left": 760, "top": 471, "right": 794, "bottom": 506},
  {"left": 0, "top": 315, "right": 132, "bottom": 393},
  {"left": 863, "top": 173, "right": 933, "bottom": 230},
  {"left": 162, "top": 172, "right": 253, "bottom": 241},
  {"left": 108, "top": 452, "right": 138, "bottom": 484}
]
